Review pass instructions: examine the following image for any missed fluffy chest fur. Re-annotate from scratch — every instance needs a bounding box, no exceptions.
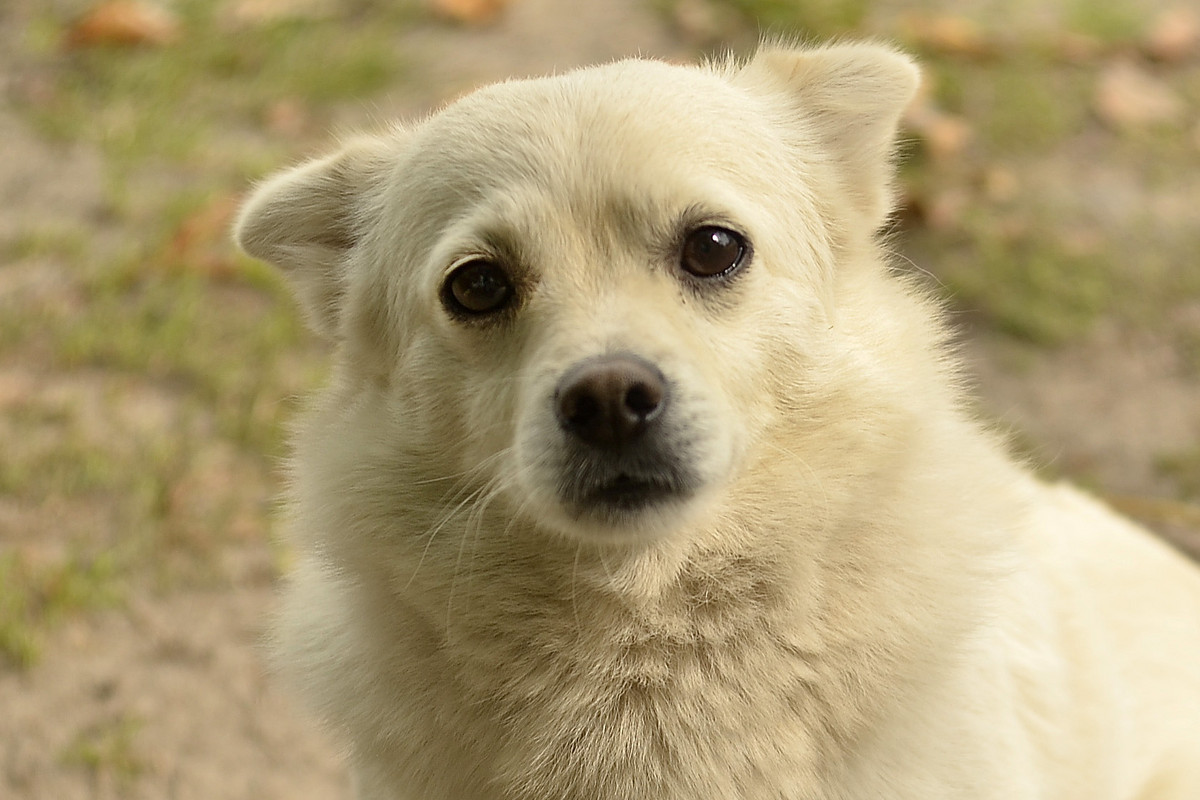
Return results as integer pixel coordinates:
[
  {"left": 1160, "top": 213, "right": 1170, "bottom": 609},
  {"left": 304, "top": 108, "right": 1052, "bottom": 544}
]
[
  {"left": 306, "top": 539, "right": 939, "bottom": 800},
  {"left": 434, "top": 546, "right": 832, "bottom": 800}
]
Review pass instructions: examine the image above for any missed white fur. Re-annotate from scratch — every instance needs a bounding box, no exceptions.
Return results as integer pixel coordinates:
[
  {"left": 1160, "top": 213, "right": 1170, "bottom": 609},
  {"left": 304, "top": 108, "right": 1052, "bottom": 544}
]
[{"left": 235, "top": 43, "right": 1200, "bottom": 799}]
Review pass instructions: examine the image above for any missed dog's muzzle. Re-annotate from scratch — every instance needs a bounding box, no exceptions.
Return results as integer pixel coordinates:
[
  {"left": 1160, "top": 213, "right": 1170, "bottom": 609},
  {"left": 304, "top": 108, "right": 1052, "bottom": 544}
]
[{"left": 553, "top": 353, "right": 694, "bottom": 517}]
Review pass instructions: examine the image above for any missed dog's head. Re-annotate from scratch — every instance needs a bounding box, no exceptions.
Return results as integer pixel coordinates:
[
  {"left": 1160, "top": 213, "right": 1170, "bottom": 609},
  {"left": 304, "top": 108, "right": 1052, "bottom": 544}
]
[{"left": 236, "top": 44, "right": 918, "bottom": 546}]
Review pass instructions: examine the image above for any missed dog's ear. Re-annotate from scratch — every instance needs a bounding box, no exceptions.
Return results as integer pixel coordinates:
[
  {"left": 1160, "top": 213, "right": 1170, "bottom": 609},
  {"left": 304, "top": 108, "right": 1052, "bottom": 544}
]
[
  {"left": 234, "top": 133, "right": 397, "bottom": 340},
  {"left": 736, "top": 43, "right": 919, "bottom": 229}
]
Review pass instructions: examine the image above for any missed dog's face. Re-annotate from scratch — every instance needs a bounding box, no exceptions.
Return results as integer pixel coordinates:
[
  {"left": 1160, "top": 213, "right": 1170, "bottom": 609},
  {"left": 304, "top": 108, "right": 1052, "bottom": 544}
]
[{"left": 236, "top": 45, "right": 918, "bottom": 545}]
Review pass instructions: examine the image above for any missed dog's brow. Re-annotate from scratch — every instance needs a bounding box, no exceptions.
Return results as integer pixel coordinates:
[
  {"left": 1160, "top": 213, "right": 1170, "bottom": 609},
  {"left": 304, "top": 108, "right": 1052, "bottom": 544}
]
[
  {"left": 476, "top": 226, "right": 527, "bottom": 267},
  {"left": 585, "top": 192, "right": 676, "bottom": 251}
]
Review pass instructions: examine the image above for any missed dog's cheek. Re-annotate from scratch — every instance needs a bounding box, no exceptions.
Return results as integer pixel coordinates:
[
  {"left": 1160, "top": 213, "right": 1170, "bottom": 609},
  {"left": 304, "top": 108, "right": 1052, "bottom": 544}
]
[
  {"left": 691, "top": 313, "right": 784, "bottom": 452},
  {"left": 428, "top": 345, "right": 537, "bottom": 501},
  {"left": 368, "top": 333, "right": 490, "bottom": 469},
  {"left": 602, "top": 347, "right": 735, "bottom": 501},
  {"left": 514, "top": 356, "right": 577, "bottom": 492},
  {"left": 450, "top": 375, "right": 515, "bottom": 476}
]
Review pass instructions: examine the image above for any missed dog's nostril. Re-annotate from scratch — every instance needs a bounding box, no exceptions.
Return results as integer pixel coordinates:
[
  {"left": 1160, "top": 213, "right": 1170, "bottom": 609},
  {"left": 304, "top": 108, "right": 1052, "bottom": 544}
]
[
  {"left": 555, "top": 355, "right": 668, "bottom": 449},
  {"left": 624, "top": 382, "right": 662, "bottom": 420},
  {"left": 560, "top": 392, "right": 601, "bottom": 430}
]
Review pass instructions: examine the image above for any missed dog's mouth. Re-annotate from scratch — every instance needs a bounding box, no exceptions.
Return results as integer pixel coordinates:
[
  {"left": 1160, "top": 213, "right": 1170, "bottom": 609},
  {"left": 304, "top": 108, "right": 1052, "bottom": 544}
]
[
  {"left": 558, "top": 458, "right": 695, "bottom": 520},
  {"left": 580, "top": 473, "right": 685, "bottom": 511}
]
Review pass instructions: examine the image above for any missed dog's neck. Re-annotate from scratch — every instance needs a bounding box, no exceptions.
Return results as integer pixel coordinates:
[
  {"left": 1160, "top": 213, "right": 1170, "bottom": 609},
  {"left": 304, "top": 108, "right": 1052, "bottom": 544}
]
[{"left": 395, "top": 491, "right": 1010, "bottom": 797}]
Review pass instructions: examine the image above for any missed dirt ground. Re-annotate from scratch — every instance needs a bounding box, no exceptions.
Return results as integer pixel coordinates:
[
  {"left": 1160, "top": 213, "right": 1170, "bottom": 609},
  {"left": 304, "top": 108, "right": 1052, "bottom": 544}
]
[{"left": 1, "top": 0, "right": 1198, "bottom": 798}]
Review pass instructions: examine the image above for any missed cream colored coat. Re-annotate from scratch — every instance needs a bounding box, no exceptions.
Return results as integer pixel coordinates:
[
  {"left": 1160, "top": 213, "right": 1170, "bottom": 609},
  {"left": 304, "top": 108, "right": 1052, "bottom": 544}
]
[{"left": 236, "top": 43, "right": 1200, "bottom": 799}]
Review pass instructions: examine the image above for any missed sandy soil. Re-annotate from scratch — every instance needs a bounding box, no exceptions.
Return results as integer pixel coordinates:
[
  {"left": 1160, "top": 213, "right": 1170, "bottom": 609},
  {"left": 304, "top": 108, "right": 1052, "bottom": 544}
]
[{"left": 1, "top": 0, "right": 1197, "bottom": 798}]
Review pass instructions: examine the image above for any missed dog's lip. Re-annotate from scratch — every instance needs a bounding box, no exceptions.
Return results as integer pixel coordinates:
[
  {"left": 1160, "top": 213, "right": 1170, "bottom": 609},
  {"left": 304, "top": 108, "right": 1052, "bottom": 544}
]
[
  {"left": 574, "top": 472, "right": 687, "bottom": 512},
  {"left": 557, "top": 438, "right": 697, "bottom": 519}
]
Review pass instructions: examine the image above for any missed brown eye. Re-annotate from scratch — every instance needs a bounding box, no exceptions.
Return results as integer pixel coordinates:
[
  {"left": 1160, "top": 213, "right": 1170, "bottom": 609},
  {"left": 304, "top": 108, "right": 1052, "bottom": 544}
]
[
  {"left": 680, "top": 226, "right": 748, "bottom": 278},
  {"left": 443, "top": 260, "right": 513, "bottom": 316}
]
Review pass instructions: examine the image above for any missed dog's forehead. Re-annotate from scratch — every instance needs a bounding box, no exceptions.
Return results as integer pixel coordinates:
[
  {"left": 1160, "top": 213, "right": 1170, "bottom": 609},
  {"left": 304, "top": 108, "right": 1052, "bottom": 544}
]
[{"left": 405, "top": 60, "right": 777, "bottom": 203}]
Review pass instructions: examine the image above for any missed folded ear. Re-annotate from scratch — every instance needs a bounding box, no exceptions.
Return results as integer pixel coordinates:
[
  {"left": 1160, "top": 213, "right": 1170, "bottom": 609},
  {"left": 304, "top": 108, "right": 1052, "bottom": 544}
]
[
  {"left": 234, "top": 133, "right": 397, "bottom": 340},
  {"left": 735, "top": 43, "right": 920, "bottom": 229}
]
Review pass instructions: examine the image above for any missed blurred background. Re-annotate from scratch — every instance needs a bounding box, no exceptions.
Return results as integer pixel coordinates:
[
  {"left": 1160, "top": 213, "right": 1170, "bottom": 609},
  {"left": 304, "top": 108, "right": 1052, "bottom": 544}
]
[{"left": 0, "top": 0, "right": 1197, "bottom": 797}]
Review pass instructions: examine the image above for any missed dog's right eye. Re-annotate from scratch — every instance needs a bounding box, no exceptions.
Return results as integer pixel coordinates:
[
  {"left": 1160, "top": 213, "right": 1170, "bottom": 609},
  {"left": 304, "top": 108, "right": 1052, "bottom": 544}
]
[{"left": 442, "top": 260, "right": 514, "bottom": 316}]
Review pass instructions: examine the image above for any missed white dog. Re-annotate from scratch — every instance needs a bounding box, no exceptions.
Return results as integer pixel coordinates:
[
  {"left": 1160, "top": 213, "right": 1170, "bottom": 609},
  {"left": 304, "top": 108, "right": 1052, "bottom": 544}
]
[{"left": 235, "top": 43, "right": 1200, "bottom": 799}]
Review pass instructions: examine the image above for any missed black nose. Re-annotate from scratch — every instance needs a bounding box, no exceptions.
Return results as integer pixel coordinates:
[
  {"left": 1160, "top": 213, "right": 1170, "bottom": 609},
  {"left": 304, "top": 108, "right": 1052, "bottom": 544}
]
[{"left": 555, "top": 355, "right": 667, "bottom": 449}]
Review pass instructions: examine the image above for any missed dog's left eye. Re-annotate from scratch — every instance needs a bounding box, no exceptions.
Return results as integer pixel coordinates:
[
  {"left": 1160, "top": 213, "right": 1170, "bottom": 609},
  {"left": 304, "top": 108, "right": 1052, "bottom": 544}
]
[
  {"left": 442, "top": 260, "right": 514, "bottom": 316},
  {"left": 680, "top": 226, "right": 748, "bottom": 278}
]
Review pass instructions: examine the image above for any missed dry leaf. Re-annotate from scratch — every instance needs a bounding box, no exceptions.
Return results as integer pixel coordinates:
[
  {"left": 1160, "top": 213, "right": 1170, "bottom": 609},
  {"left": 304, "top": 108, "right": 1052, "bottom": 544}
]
[
  {"left": 904, "top": 90, "right": 973, "bottom": 162},
  {"left": 65, "top": 1, "right": 180, "bottom": 49},
  {"left": 924, "top": 187, "right": 971, "bottom": 232},
  {"left": 918, "top": 112, "right": 971, "bottom": 161},
  {"left": 898, "top": 185, "right": 972, "bottom": 233},
  {"left": 428, "top": 0, "right": 511, "bottom": 26},
  {"left": 980, "top": 167, "right": 1019, "bottom": 204},
  {"left": 901, "top": 14, "right": 995, "bottom": 60},
  {"left": 162, "top": 194, "right": 241, "bottom": 279},
  {"left": 264, "top": 98, "right": 310, "bottom": 137},
  {"left": 1143, "top": 6, "right": 1200, "bottom": 63},
  {"left": 1094, "top": 60, "right": 1185, "bottom": 130},
  {"left": 1053, "top": 32, "right": 1106, "bottom": 64},
  {"left": 1057, "top": 227, "right": 1103, "bottom": 259},
  {"left": 671, "top": 0, "right": 739, "bottom": 47}
]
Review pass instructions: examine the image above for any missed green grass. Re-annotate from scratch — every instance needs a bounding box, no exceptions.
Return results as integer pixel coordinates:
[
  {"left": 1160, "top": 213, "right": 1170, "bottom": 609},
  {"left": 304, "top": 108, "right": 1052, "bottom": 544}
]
[
  {"left": 972, "top": 60, "right": 1088, "bottom": 154},
  {"left": 0, "top": 434, "right": 123, "bottom": 499},
  {"left": 1, "top": 3, "right": 377, "bottom": 666},
  {"left": 1158, "top": 449, "right": 1200, "bottom": 502},
  {"left": 63, "top": 270, "right": 307, "bottom": 449},
  {"left": 60, "top": 714, "right": 146, "bottom": 786},
  {"left": 0, "top": 550, "right": 122, "bottom": 669},
  {"left": 917, "top": 219, "right": 1116, "bottom": 344},
  {"left": 0, "top": 226, "right": 89, "bottom": 263},
  {"left": 1064, "top": 0, "right": 1144, "bottom": 43},
  {"left": 23, "top": 1, "right": 414, "bottom": 159},
  {"left": 0, "top": 254, "right": 307, "bottom": 667}
]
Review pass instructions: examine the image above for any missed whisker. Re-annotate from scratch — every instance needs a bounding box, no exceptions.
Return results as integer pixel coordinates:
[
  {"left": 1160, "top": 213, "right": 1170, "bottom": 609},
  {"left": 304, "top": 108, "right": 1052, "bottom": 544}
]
[
  {"left": 445, "top": 470, "right": 518, "bottom": 635},
  {"left": 404, "top": 481, "right": 491, "bottom": 592},
  {"left": 403, "top": 449, "right": 513, "bottom": 589},
  {"left": 571, "top": 541, "right": 583, "bottom": 637}
]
